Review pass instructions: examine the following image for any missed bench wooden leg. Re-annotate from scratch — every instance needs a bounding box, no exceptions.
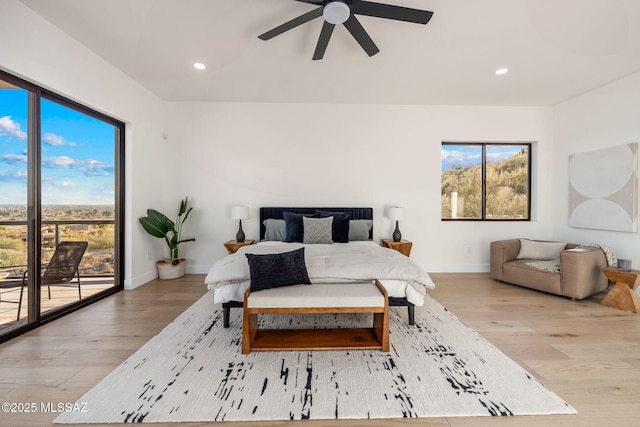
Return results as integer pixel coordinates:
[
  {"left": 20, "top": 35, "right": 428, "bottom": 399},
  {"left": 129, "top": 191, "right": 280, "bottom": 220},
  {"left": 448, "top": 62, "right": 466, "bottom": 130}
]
[
  {"left": 407, "top": 305, "right": 415, "bottom": 325},
  {"left": 374, "top": 279, "right": 390, "bottom": 352},
  {"left": 373, "top": 312, "right": 389, "bottom": 352},
  {"left": 242, "top": 311, "right": 257, "bottom": 354},
  {"left": 242, "top": 288, "right": 257, "bottom": 354}
]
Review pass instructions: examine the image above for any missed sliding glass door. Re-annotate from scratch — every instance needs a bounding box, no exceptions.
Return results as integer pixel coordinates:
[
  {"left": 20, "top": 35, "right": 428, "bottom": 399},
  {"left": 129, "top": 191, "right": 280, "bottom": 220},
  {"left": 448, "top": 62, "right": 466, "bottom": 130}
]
[
  {"left": 0, "top": 78, "right": 29, "bottom": 331},
  {"left": 0, "top": 70, "right": 124, "bottom": 340}
]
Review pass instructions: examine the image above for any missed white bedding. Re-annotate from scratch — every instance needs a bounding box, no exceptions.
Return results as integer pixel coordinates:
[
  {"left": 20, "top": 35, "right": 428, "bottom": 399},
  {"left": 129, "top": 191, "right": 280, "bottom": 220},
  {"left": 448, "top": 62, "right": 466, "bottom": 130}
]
[{"left": 205, "top": 241, "right": 435, "bottom": 306}]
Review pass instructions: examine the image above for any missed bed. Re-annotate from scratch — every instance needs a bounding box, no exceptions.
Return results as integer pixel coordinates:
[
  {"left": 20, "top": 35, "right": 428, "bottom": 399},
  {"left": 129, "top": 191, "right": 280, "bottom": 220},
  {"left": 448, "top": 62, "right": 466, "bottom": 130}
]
[{"left": 205, "top": 207, "right": 435, "bottom": 327}]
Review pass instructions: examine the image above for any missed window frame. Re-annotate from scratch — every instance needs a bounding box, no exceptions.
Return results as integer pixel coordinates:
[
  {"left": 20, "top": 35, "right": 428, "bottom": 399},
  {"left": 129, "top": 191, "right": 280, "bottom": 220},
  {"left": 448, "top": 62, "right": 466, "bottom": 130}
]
[
  {"left": 441, "top": 141, "right": 532, "bottom": 221},
  {"left": 0, "top": 68, "right": 125, "bottom": 343}
]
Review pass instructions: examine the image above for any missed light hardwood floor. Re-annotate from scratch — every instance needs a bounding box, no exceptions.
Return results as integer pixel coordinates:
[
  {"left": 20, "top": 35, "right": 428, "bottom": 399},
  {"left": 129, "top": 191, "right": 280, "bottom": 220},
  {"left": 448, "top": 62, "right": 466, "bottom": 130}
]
[
  {"left": 0, "top": 278, "right": 115, "bottom": 332},
  {"left": 1, "top": 273, "right": 639, "bottom": 427}
]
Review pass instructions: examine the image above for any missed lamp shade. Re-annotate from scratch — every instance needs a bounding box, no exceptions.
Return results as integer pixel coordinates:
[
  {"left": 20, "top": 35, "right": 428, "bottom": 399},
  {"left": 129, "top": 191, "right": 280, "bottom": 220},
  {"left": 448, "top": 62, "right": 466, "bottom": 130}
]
[
  {"left": 387, "top": 207, "right": 405, "bottom": 221},
  {"left": 231, "top": 206, "right": 250, "bottom": 220}
]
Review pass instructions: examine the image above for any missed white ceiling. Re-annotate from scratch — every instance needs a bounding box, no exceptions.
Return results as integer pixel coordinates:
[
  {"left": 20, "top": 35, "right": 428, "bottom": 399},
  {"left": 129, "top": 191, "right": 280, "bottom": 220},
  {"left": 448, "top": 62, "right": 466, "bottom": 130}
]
[{"left": 18, "top": 0, "right": 640, "bottom": 106}]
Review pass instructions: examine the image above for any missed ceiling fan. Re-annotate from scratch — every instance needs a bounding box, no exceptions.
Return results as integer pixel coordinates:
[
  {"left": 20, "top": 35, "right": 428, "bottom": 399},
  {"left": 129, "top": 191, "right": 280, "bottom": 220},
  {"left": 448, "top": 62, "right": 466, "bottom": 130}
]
[{"left": 258, "top": 0, "right": 434, "bottom": 60}]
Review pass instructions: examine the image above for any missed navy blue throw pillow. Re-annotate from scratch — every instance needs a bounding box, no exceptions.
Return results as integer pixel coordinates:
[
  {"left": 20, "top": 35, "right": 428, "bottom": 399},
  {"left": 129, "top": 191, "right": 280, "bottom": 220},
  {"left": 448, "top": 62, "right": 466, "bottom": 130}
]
[
  {"left": 316, "top": 211, "right": 351, "bottom": 243},
  {"left": 283, "top": 211, "right": 318, "bottom": 243},
  {"left": 245, "top": 248, "right": 311, "bottom": 292}
]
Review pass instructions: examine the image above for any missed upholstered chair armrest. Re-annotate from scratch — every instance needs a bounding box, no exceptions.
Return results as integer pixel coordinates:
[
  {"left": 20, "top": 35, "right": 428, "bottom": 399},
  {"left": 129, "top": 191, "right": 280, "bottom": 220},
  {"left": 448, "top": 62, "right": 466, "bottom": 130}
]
[
  {"left": 560, "top": 247, "right": 609, "bottom": 300},
  {"left": 490, "top": 239, "right": 521, "bottom": 281}
]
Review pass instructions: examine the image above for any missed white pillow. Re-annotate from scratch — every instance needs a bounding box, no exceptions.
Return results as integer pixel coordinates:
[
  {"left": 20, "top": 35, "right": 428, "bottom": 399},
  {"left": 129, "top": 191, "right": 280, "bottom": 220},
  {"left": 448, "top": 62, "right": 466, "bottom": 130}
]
[{"left": 517, "top": 239, "right": 566, "bottom": 260}]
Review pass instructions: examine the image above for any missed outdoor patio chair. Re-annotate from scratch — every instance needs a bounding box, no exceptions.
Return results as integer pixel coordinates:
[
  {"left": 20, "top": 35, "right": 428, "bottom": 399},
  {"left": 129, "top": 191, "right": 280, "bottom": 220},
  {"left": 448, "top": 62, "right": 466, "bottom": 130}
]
[
  {"left": 0, "top": 270, "right": 24, "bottom": 304},
  {"left": 13, "top": 241, "right": 88, "bottom": 320}
]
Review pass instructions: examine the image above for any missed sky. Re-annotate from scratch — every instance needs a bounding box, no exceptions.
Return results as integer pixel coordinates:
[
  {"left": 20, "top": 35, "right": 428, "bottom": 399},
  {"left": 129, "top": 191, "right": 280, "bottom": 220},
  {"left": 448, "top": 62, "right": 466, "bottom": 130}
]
[
  {"left": 0, "top": 88, "right": 115, "bottom": 205},
  {"left": 441, "top": 144, "right": 525, "bottom": 172}
]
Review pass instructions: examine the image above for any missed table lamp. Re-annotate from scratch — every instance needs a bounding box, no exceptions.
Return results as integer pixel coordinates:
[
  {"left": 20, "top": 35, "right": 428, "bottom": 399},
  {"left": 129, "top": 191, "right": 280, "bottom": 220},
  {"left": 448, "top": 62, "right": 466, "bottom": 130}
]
[
  {"left": 231, "top": 206, "right": 249, "bottom": 242},
  {"left": 387, "top": 207, "right": 405, "bottom": 242}
]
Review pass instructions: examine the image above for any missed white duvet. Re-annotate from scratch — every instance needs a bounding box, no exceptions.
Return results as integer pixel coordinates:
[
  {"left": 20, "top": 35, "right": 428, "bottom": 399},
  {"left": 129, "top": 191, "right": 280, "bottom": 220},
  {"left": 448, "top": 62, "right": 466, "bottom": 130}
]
[{"left": 205, "top": 241, "right": 435, "bottom": 306}]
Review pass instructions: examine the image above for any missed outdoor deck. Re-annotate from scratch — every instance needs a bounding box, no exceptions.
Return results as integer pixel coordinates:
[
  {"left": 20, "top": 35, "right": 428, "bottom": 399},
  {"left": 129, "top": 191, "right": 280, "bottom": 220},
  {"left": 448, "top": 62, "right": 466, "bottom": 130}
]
[{"left": 0, "top": 276, "right": 115, "bottom": 333}]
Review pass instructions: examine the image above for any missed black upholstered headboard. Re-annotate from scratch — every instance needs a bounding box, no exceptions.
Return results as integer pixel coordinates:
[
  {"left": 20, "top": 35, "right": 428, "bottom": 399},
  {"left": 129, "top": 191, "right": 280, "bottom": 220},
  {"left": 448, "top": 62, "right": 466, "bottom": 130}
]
[{"left": 259, "top": 207, "right": 373, "bottom": 241}]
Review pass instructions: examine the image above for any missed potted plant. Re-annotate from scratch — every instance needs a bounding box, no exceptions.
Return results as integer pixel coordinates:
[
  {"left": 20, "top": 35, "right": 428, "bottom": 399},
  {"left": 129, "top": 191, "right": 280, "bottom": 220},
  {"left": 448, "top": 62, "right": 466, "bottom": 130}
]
[{"left": 139, "top": 197, "right": 195, "bottom": 280}]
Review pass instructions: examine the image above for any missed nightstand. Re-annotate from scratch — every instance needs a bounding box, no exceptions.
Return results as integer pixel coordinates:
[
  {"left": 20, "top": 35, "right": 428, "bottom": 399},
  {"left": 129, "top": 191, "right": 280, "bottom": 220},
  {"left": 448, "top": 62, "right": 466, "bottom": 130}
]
[
  {"left": 224, "top": 240, "right": 255, "bottom": 254},
  {"left": 381, "top": 239, "right": 412, "bottom": 257}
]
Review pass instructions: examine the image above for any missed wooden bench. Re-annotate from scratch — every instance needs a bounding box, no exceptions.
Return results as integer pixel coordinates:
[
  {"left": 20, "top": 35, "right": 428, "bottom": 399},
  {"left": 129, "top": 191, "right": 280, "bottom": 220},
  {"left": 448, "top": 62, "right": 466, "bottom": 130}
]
[{"left": 242, "top": 279, "right": 389, "bottom": 354}]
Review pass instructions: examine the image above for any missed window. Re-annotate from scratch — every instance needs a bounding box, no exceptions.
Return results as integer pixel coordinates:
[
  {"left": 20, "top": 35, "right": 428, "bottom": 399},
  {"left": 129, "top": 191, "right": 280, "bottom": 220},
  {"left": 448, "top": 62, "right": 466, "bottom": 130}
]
[
  {"left": 441, "top": 142, "right": 531, "bottom": 220},
  {"left": 0, "top": 69, "right": 124, "bottom": 342}
]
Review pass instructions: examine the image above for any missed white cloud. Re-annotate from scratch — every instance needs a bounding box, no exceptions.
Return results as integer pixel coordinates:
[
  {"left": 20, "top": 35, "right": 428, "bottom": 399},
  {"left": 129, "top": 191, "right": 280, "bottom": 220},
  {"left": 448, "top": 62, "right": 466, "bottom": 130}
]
[
  {"left": 43, "top": 132, "right": 76, "bottom": 147},
  {"left": 42, "top": 156, "right": 75, "bottom": 168},
  {"left": 486, "top": 149, "right": 522, "bottom": 162},
  {"left": 0, "top": 116, "right": 27, "bottom": 140},
  {"left": 1, "top": 154, "right": 28, "bottom": 165},
  {"left": 41, "top": 155, "right": 114, "bottom": 176},
  {"left": 0, "top": 170, "right": 27, "bottom": 182},
  {"left": 74, "top": 159, "right": 114, "bottom": 176},
  {"left": 4, "top": 152, "right": 113, "bottom": 177},
  {"left": 441, "top": 150, "right": 458, "bottom": 161},
  {"left": 441, "top": 149, "right": 481, "bottom": 164}
]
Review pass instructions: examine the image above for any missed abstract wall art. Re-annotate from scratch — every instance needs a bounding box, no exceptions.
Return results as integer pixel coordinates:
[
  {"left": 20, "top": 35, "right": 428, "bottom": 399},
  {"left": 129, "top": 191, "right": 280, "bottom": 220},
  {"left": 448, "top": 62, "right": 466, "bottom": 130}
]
[{"left": 568, "top": 142, "right": 638, "bottom": 232}]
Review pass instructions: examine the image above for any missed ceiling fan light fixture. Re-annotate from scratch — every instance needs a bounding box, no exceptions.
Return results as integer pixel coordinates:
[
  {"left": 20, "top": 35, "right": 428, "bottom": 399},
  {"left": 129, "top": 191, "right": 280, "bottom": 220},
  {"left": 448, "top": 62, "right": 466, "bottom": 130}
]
[
  {"left": 323, "top": 1, "right": 350, "bottom": 25},
  {"left": 257, "top": 0, "right": 432, "bottom": 60}
]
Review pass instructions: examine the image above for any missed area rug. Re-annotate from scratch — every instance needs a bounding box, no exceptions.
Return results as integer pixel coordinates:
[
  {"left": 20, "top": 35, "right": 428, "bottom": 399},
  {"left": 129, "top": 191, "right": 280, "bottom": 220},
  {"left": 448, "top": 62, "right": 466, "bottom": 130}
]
[{"left": 54, "top": 292, "right": 576, "bottom": 423}]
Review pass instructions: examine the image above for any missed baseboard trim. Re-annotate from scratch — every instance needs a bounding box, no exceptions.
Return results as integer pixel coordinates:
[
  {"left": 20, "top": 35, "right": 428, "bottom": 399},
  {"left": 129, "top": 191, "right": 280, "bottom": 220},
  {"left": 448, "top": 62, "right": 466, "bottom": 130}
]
[{"left": 127, "top": 269, "right": 158, "bottom": 290}]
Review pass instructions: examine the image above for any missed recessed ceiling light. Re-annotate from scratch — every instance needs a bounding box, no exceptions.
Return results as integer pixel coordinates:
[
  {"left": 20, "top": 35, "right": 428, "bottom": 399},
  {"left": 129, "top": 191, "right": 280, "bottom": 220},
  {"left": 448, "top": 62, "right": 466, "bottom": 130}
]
[
  {"left": 495, "top": 68, "right": 509, "bottom": 75},
  {"left": 193, "top": 62, "right": 206, "bottom": 70}
]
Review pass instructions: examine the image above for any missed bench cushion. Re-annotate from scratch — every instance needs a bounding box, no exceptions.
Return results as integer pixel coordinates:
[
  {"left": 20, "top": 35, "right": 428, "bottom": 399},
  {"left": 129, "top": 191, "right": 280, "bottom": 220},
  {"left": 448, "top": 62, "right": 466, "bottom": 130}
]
[{"left": 247, "top": 282, "right": 385, "bottom": 309}]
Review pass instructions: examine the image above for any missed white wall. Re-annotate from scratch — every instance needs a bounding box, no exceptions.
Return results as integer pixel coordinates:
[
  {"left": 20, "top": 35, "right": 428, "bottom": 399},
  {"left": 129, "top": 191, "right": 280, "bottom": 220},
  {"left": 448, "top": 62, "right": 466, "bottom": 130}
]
[
  {"left": 3, "top": 0, "right": 586, "bottom": 283},
  {"left": 168, "top": 102, "right": 555, "bottom": 274},
  {"left": 0, "top": 0, "right": 172, "bottom": 288},
  {"left": 552, "top": 71, "right": 640, "bottom": 274}
]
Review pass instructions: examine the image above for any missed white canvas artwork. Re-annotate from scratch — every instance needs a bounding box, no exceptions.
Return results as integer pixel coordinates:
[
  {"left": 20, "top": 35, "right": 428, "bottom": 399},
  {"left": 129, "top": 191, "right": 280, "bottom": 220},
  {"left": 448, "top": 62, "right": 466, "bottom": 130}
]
[{"left": 568, "top": 143, "right": 638, "bottom": 232}]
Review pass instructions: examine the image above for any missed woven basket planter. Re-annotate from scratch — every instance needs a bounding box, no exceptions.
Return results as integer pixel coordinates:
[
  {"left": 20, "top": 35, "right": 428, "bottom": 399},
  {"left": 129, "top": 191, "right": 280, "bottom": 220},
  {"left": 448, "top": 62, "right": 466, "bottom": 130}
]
[{"left": 156, "top": 259, "right": 186, "bottom": 280}]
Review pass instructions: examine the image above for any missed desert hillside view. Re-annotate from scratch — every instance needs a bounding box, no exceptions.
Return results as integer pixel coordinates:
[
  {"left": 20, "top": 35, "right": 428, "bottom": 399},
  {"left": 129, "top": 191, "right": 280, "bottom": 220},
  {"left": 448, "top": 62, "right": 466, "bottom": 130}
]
[{"left": 0, "top": 205, "right": 115, "bottom": 276}]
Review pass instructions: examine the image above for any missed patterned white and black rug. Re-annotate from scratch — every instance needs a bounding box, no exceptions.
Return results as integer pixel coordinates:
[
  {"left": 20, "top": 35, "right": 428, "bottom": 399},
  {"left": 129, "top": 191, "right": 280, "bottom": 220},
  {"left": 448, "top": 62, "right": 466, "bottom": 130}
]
[{"left": 54, "top": 292, "right": 576, "bottom": 423}]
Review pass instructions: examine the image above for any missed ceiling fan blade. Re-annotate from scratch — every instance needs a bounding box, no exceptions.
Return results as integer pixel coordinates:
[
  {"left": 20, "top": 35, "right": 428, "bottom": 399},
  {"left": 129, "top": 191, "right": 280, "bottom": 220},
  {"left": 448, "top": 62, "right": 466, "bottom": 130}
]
[
  {"left": 294, "top": 0, "right": 323, "bottom": 4},
  {"left": 343, "top": 15, "right": 380, "bottom": 57},
  {"left": 313, "top": 21, "right": 336, "bottom": 60},
  {"left": 354, "top": 1, "right": 433, "bottom": 24},
  {"left": 258, "top": 7, "right": 323, "bottom": 41}
]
